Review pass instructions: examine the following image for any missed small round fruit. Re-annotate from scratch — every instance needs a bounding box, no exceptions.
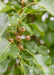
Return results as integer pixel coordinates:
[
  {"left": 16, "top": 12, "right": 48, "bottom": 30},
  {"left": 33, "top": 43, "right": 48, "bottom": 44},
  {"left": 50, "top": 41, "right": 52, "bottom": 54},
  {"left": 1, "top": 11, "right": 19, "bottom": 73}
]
[
  {"left": 20, "top": 27, "right": 25, "bottom": 32},
  {"left": 25, "top": 36, "right": 31, "bottom": 41},
  {"left": 16, "top": 36, "right": 21, "bottom": 42},
  {"left": 19, "top": 45, "right": 23, "bottom": 50},
  {"left": 9, "top": 38, "right": 14, "bottom": 43}
]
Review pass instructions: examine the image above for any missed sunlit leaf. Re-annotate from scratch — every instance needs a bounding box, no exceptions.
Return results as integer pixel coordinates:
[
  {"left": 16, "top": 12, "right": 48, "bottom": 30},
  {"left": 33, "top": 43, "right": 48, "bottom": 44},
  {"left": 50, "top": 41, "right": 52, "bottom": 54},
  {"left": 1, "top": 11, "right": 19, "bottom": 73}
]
[
  {"left": 0, "top": 1, "right": 13, "bottom": 13},
  {"left": 0, "top": 13, "right": 9, "bottom": 36},
  {"left": 38, "top": 0, "right": 54, "bottom": 16}
]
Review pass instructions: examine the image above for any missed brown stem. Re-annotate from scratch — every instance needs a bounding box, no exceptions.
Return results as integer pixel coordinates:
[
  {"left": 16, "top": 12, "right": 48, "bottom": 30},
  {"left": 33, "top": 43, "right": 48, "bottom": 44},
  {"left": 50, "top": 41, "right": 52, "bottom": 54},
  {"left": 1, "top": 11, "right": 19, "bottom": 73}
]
[
  {"left": 30, "top": 15, "right": 35, "bottom": 22},
  {"left": 17, "top": 0, "right": 24, "bottom": 35},
  {"left": 17, "top": 16, "right": 21, "bottom": 35},
  {"left": 17, "top": 27, "right": 19, "bottom": 34},
  {"left": 21, "top": 0, "right": 24, "bottom": 13}
]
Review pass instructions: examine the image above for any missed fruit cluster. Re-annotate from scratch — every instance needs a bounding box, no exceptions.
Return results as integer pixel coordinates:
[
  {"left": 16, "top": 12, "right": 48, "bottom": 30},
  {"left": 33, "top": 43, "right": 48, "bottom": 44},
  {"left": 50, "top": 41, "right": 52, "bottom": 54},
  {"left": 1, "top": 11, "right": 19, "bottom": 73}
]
[{"left": 9, "top": 27, "right": 31, "bottom": 50}]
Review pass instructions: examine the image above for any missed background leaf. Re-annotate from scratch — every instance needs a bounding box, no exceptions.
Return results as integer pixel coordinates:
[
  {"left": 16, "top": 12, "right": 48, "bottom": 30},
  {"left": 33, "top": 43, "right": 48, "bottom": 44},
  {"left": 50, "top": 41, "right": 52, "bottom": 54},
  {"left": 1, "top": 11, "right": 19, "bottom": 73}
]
[
  {"left": 0, "top": 13, "right": 8, "bottom": 36},
  {"left": 0, "top": 59, "right": 10, "bottom": 75},
  {"left": 38, "top": 0, "right": 54, "bottom": 16},
  {"left": 0, "top": 1, "right": 13, "bottom": 13}
]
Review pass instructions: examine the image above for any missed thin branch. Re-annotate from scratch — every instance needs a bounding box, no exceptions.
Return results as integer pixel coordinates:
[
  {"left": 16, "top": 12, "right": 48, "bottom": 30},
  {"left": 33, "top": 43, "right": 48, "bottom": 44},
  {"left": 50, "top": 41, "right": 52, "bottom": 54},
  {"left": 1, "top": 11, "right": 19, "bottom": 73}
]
[
  {"left": 21, "top": 0, "right": 24, "bottom": 13},
  {"left": 23, "top": 2, "right": 36, "bottom": 9}
]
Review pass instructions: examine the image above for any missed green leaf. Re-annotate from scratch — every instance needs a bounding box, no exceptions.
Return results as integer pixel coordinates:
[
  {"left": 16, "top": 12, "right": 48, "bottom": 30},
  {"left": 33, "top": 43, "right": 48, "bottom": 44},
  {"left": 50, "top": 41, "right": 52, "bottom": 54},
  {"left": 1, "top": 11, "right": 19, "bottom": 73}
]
[
  {"left": 34, "top": 0, "right": 38, "bottom": 4},
  {"left": 0, "top": 38, "right": 19, "bottom": 62},
  {"left": 38, "top": 45, "right": 48, "bottom": 55},
  {"left": 49, "top": 21, "right": 54, "bottom": 31},
  {"left": 29, "top": 66, "right": 44, "bottom": 75},
  {"left": 38, "top": 0, "right": 54, "bottom": 16},
  {"left": 30, "top": 23, "right": 44, "bottom": 36},
  {"left": 0, "top": 1, "right": 13, "bottom": 13},
  {"left": 5, "top": 65, "right": 21, "bottom": 75},
  {"left": 23, "top": 5, "right": 45, "bottom": 15},
  {"left": 20, "top": 61, "right": 26, "bottom": 75},
  {"left": 8, "top": 16, "right": 18, "bottom": 25},
  {"left": 25, "top": 42, "right": 37, "bottom": 54},
  {"left": 0, "top": 59, "right": 10, "bottom": 75},
  {"left": 34, "top": 54, "right": 51, "bottom": 75},
  {"left": 43, "top": 32, "right": 54, "bottom": 46},
  {"left": 21, "top": 49, "right": 33, "bottom": 59},
  {"left": 34, "top": 54, "right": 51, "bottom": 66},
  {"left": 0, "top": 13, "right": 9, "bottom": 36},
  {"left": 32, "top": 5, "right": 45, "bottom": 11},
  {"left": 35, "top": 20, "right": 48, "bottom": 32},
  {"left": 24, "top": 63, "right": 44, "bottom": 75}
]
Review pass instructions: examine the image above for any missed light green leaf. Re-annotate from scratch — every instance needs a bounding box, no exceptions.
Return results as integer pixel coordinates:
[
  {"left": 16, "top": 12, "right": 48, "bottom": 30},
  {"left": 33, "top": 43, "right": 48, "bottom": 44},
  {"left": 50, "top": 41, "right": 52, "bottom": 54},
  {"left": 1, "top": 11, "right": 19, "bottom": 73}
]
[
  {"left": 38, "top": 0, "right": 54, "bottom": 16},
  {"left": 0, "top": 38, "right": 19, "bottom": 62},
  {"left": 34, "top": 20, "right": 48, "bottom": 32},
  {"left": 29, "top": 66, "right": 44, "bottom": 75},
  {"left": 34, "top": 54, "right": 51, "bottom": 75},
  {"left": 23, "top": 5, "right": 45, "bottom": 15},
  {"left": 38, "top": 45, "right": 48, "bottom": 55},
  {"left": 25, "top": 42, "right": 37, "bottom": 54},
  {"left": 24, "top": 63, "right": 44, "bottom": 75},
  {"left": 8, "top": 16, "right": 18, "bottom": 25},
  {"left": 32, "top": 5, "right": 45, "bottom": 11},
  {"left": 30, "top": 23, "right": 44, "bottom": 36},
  {"left": 20, "top": 61, "right": 26, "bottom": 75},
  {"left": 0, "top": 13, "right": 9, "bottom": 36},
  {"left": 0, "top": 1, "right": 13, "bottom": 13},
  {"left": 0, "top": 59, "right": 10, "bottom": 75},
  {"left": 34, "top": 0, "right": 37, "bottom": 4}
]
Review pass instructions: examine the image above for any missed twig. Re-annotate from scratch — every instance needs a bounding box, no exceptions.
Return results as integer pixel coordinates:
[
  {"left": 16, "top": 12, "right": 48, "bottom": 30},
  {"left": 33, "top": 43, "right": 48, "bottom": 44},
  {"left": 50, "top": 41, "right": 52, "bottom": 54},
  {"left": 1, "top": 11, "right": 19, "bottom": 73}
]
[
  {"left": 21, "top": 0, "right": 24, "bottom": 13},
  {"left": 23, "top": 2, "right": 36, "bottom": 9}
]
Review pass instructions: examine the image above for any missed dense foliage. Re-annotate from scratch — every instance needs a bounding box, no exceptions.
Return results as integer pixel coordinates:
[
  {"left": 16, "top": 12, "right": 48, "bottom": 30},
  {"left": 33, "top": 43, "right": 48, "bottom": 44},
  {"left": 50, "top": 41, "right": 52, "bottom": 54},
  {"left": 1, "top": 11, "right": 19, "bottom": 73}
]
[{"left": 0, "top": 0, "right": 54, "bottom": 75}]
